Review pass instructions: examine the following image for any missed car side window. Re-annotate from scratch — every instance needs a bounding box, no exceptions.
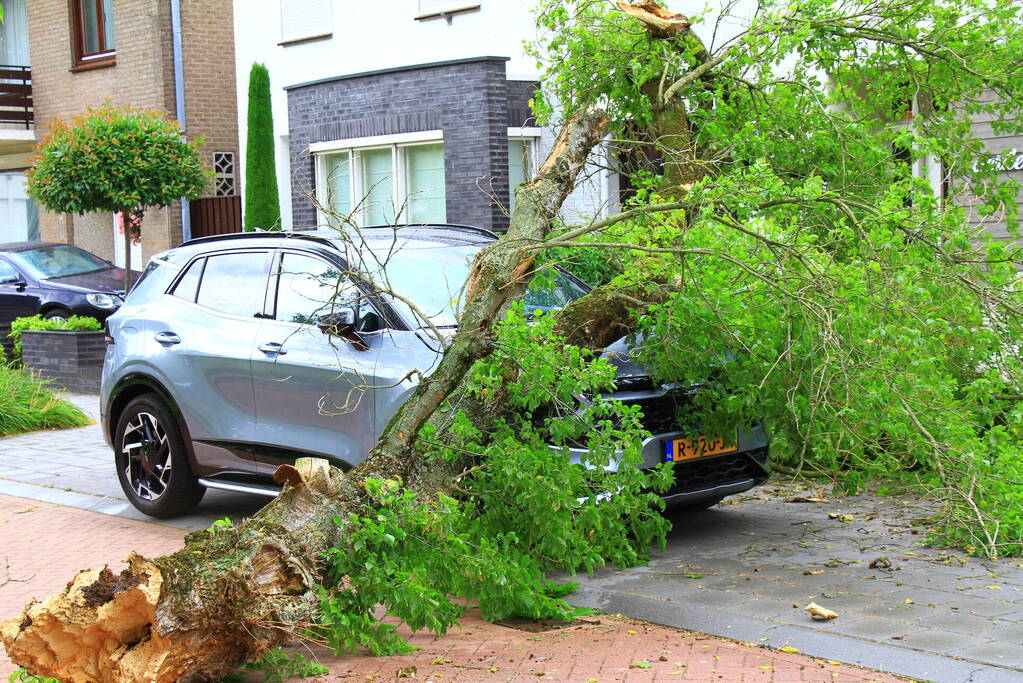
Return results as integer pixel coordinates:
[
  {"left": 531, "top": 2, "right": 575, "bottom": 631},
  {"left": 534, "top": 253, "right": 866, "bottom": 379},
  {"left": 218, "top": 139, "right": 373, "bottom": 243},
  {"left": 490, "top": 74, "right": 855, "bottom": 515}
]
[
  {"left": 0, "top": 260, "right": 20, "bottom": 282},
  {"left": 195, "top": 252, "right": 268, "bottom": 318},
  {"left": 274, "top": 253, "right": 362, "bottom": 325},
  {"left": 171, "top": 258, "right": 204, "bottom": 302}
]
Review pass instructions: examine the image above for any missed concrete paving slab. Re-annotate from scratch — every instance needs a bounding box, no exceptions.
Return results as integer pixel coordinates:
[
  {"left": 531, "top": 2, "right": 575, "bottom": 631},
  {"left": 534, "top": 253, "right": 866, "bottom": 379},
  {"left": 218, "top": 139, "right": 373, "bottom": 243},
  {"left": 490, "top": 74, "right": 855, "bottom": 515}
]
[{"left": 565, "top": 483, "right": 1023, "bottom": 683}]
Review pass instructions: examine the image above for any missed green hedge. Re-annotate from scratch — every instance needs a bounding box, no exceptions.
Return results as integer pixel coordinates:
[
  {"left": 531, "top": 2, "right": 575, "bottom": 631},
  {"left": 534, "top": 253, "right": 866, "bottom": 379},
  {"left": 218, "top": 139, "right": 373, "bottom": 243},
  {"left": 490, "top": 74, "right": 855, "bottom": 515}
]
[{"left": 9, "top": 315, "right": 103, "bottom": 360}]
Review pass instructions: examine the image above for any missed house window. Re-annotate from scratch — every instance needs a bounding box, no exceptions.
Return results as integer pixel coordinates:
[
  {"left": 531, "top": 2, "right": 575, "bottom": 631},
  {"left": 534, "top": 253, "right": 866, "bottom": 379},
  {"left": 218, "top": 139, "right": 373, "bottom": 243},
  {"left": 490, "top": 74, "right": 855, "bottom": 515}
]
[
  {"left": 213, "top": 152, "right": 237, "bottom": 197},
  {"left": 508, "top": 128, "right": 541, "bottom": 213},
  {"left": 314, "top": 132, "right": 446, "bottom": 226},
  {"left": 280, "top": 0, "right": 332, "bottom": 44},
  {"left": 72, "top": 0, "right": 115, "bottom": 65}
]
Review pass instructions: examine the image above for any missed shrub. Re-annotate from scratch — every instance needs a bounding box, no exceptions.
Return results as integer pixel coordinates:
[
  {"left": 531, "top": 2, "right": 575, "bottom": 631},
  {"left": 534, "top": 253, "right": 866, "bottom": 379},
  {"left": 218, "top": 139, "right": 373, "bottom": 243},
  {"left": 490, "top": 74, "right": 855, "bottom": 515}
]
[
  {"left": 9, "top": 315, "right": 103, "bottom": 360},
  {"left": 0, "top": 366, "right": 90, "bottom": 436},
  {"left": 244, "top": 63, "right": 281, "bottom": 231}
]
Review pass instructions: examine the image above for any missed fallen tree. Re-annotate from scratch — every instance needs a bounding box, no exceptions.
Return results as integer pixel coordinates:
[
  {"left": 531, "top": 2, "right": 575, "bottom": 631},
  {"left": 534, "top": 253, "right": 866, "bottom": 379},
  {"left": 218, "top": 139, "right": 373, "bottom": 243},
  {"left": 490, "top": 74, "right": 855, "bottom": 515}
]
[{"left": 5, "top": 0, "right": 1023, "bottom": 679}]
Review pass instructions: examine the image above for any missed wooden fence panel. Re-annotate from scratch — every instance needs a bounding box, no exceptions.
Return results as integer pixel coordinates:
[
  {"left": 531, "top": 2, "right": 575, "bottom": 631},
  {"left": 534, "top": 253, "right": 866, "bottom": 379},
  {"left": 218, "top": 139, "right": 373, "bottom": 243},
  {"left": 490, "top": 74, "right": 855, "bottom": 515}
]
[{"left": 190, "top": 196, "right": 242, "bottom": 238}]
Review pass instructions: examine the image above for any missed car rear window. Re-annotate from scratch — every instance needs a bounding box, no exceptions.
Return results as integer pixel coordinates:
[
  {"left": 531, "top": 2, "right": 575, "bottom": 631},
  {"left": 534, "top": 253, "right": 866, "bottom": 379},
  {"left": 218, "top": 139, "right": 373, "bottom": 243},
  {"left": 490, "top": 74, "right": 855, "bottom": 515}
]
[
  {"left": 195, "top": 252, "right": 268, "bottom": 317},
  {"left": 171, "top": 258, "right": 203, "bottom": 302}
]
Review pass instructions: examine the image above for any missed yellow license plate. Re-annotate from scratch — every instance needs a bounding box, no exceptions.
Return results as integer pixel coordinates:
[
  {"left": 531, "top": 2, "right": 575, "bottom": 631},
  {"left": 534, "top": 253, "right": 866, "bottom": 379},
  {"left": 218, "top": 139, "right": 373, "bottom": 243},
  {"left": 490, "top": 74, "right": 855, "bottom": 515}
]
[{"left": 664, "top": 433, "right": 737, "bottom": 462}]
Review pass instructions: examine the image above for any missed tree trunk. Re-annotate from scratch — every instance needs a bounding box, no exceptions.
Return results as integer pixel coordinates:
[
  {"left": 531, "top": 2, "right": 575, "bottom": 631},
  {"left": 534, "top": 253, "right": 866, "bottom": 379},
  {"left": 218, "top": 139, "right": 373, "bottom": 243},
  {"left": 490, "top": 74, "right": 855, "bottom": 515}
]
[
  {"left": 0, "top": 110, "right": 611, "bottom": 683},
  {"left": 122, "top": 211, "right": 133, "bottom": 294}
]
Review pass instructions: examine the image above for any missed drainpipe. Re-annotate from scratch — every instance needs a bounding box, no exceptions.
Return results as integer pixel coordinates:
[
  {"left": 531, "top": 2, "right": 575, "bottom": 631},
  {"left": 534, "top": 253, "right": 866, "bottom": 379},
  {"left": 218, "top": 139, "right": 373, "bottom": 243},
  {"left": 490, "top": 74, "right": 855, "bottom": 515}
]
[{"left": 171, "top": 0, "right": 192, "bottom": 242}]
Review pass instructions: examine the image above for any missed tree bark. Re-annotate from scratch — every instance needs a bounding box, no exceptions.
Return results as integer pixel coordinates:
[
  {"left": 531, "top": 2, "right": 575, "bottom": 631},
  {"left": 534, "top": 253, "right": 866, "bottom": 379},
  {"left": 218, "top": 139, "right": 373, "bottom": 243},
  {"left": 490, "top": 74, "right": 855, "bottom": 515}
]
[{"left": 1, "top": 110, "right": 610, "bottom": 683}]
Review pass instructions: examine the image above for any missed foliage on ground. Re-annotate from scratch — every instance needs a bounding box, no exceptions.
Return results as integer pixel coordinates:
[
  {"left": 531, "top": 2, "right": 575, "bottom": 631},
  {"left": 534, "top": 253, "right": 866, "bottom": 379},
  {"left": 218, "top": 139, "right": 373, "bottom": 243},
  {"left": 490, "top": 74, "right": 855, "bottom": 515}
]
[
  {"left": 8, "top": 315, "right": 103, "bottom": 359},
  {"left": 0, "top": 365, "right": 90, "bottom": 436},
  {"left": 313, "top": 308, "right": 671, "bottom": 655},
  {"left": 221, "top": 647, "right": 328, "bottom": 681},
  {"left": 7, "top": 670, "right": 60, "bottom": 683}
]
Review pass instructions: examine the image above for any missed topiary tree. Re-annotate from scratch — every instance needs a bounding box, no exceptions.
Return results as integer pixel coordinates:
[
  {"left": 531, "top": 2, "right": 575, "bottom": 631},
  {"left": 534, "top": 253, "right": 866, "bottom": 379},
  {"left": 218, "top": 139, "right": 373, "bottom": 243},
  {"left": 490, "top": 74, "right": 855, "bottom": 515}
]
[
  {"left": 244, "top": 62, "right": 281, "bottom": 231},
  {"left": 26, "top": 104, "right": 209, "bottom": 292}
]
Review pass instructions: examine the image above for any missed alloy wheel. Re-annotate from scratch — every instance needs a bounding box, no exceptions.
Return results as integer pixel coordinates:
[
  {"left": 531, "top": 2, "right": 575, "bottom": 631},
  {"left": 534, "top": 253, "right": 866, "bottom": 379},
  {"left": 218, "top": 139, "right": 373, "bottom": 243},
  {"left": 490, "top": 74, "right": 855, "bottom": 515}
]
[{"left": 121, "top": 411, "right": 172, "bottom": 501}]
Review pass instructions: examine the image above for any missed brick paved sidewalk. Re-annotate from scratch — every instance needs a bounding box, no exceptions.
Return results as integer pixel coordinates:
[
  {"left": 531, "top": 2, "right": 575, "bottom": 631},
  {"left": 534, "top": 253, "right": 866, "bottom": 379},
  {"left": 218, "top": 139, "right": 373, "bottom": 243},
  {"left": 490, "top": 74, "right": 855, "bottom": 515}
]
[{"left": 0, "top": 494, "right": 909, "bottom": 682}]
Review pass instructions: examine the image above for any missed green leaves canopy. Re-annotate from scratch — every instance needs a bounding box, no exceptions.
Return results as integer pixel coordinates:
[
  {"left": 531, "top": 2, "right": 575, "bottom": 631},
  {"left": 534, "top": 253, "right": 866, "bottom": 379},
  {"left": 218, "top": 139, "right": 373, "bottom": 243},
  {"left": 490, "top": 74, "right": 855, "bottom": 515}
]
[
  {"left": 26, "top": 104, "right": 209, "bottom": 217},
  {"left": 528, "top": 0, "right": 1023, "bottom": 557}
]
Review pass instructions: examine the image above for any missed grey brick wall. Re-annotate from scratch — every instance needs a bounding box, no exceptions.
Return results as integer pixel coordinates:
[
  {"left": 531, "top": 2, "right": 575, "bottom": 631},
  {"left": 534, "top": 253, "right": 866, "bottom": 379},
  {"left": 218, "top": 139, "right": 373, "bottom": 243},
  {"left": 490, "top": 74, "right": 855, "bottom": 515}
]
[
  {"left": 20, "top": 330, "right": 106, "bottom": 393},
  {"left": 287, "top": 57, "right": 534, "bottom": 233}
]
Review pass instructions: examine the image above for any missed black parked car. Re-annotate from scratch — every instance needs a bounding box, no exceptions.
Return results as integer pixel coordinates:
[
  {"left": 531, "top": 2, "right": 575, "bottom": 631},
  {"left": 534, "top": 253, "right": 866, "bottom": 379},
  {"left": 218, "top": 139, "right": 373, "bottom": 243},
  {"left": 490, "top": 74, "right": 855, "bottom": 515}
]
[{"left": 0, "top": 242, "right": 131, "bottom": 325}]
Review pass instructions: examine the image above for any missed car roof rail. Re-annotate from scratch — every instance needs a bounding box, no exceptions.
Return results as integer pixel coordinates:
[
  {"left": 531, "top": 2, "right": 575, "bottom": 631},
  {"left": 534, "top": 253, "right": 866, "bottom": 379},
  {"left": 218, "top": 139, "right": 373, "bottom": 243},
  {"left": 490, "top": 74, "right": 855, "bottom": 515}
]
[
  {"left": 359, "top": 223, "right": 499, "bottom": 240},
  {"left": 180, "top": 230, "right": 338, "bottom": 249}
]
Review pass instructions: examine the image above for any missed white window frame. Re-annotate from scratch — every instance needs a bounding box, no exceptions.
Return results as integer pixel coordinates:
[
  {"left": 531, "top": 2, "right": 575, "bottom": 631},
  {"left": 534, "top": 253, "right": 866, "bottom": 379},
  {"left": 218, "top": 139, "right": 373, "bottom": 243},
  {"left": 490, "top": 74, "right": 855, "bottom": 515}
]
[
  {"left": 312, "top": 131, "right": 445, "bottom": 227},
  {"left": 416, "top": 1, "right": 481, "bottom": 20},
  {"left": 507, "top": 127, "right": 541, "bottom": 210}
]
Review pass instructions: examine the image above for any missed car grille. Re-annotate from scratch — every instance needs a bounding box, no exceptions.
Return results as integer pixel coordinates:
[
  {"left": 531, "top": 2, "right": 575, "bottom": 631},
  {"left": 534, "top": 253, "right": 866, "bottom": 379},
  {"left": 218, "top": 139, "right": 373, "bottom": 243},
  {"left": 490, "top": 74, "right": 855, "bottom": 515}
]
[
  {"left": 667, "top": 447, "right": 770, "bottom": 493},
  {"left": 604, "top": 385, "right": 697, "bottom": 435}
]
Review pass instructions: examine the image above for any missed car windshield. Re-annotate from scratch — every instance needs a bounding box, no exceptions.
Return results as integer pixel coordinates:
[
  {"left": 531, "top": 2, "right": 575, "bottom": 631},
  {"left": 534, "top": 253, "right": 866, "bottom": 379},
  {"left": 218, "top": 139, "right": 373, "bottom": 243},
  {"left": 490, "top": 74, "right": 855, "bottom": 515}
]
[
  {"left": 369, "top": 245, "right": 588, "bottom": 327},
  {"left": 8, "top": 245, "right": 110, "bottom": 279}
]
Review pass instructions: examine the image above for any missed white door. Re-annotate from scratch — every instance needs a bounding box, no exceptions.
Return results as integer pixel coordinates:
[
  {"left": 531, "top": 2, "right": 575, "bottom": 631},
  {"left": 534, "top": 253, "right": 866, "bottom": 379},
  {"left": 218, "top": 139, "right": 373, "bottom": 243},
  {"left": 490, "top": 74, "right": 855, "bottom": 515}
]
[
  {"left": 112, "top": 214, "right": 143, "bottom": 269},
  {"left": 0, "top": 172, "right": 37, "bottom": 243}
]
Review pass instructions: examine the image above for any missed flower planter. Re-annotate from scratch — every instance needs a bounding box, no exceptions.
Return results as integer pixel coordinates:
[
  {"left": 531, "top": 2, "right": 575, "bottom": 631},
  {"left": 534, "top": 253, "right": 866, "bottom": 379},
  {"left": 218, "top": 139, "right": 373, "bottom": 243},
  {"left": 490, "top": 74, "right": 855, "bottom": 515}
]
[{"left": 20, "top": 329, "right": 106, "bottom": 393}]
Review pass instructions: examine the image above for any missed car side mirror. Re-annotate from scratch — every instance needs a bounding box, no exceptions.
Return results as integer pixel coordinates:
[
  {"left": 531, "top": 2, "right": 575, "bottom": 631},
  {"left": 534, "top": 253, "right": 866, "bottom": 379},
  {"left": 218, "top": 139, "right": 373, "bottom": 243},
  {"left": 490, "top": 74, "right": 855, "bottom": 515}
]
[
  {"left": 316, "top": 308, "right": 368, "bottom": 351},
  {"left": 0, "top": 275, "right": 25, "bottom": 290}
]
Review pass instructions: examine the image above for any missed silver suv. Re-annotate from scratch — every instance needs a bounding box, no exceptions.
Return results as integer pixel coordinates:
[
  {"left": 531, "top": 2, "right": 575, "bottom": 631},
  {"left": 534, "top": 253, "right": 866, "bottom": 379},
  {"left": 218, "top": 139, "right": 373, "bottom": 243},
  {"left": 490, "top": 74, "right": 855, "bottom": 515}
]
[{"left": 101, "top": 225, "right": 770, "bottom": 517}]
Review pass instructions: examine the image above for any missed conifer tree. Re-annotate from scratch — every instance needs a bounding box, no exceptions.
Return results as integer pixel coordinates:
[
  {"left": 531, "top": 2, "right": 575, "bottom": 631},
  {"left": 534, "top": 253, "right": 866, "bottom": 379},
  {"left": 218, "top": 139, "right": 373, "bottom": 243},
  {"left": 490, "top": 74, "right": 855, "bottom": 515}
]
[{"left": 244, "top": 63, "right": 282, "bottom": 231}]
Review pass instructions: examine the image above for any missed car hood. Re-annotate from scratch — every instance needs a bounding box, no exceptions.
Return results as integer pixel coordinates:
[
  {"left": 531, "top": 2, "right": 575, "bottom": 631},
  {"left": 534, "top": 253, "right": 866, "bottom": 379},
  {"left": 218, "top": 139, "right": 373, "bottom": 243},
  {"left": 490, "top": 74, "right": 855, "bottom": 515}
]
[
  {"left": 601, "top": 336, "right": 651, "bottom": 380},
  {"left": 44, "top": 267, "right": 128, "bottom": 295}
]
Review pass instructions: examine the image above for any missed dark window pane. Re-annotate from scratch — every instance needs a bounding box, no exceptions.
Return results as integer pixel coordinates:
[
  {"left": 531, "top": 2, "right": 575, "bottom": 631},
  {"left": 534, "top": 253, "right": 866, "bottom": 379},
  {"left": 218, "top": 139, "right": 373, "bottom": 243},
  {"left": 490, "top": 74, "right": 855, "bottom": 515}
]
[
  {"left": 76, "top": 0, "right": 114, "bottom": 57},
  {"left": 196, "top": 253, "right": 267, "bottom": 317},
  {"left": 274, "top": 253, "right": 359, "bottom": 325},
  {"left": 171, "top": 258, "right": 203, "bottom": 302},
  {"left": 81, "top": 0, "right": 100, "bottom": 54}
]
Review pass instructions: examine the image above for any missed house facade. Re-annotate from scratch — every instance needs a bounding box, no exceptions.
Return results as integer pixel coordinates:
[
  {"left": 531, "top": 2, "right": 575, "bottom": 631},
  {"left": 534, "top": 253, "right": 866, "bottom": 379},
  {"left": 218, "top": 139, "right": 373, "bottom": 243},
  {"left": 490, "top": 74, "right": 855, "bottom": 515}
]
[
  {"left": 233, "top": 0, "right": 617, "bottom": 233},
  {"left": 0, "top": 0, "right": 240, "bottom": 268}
]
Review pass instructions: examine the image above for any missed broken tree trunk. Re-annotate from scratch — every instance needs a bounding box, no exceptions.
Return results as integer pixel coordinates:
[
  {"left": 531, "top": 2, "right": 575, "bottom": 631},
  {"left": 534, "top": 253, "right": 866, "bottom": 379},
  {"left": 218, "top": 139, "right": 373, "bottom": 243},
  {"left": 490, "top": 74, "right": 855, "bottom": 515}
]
[{"left": 1, "top": 110, "right": 610, "bottom": 683}]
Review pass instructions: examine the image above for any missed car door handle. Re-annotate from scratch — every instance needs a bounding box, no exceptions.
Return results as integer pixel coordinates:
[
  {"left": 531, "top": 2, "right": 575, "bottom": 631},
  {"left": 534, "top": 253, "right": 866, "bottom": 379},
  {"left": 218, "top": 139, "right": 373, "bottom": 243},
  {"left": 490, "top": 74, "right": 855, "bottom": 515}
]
[
  {"left": 153, "top": 331, "right": 181, "bottom": 345},
  {"left": 258, "top": 342, "right": 287, "bottom": 355}
]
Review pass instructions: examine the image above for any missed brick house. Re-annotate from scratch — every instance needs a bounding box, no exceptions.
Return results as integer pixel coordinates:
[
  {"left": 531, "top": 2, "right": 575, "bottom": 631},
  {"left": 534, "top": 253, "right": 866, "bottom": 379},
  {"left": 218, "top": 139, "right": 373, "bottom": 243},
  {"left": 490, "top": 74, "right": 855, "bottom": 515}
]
[
  {"left": 234, "top": 0, "right": 617, "bottom": 233},
  {"left": 0, "top": 0, "right": 241, "bottom": 269}
]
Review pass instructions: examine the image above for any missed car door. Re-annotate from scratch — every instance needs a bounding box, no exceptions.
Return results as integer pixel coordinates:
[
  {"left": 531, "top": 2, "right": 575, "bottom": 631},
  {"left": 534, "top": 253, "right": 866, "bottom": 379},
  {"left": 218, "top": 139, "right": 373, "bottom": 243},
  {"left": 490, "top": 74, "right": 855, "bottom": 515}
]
[
  {"left": 0, "top": 257, "right": 37, "bottom": 324},
  {"left": 252, "top": 249, "right": 388, "bottom": 468},
  {"left": 147, "top": 250, "right": 270, "bottom": 455}
]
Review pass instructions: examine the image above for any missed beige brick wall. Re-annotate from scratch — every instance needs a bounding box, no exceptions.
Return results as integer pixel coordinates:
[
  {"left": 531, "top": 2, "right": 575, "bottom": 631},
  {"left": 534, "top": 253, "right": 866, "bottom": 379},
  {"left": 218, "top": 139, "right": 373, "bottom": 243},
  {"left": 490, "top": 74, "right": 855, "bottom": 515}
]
[
  {"left": 181, "top": 0, "right": 239, "bottom": 194},
  {"left": 26, "top": 0, "right": 238, "bottom": 266}
]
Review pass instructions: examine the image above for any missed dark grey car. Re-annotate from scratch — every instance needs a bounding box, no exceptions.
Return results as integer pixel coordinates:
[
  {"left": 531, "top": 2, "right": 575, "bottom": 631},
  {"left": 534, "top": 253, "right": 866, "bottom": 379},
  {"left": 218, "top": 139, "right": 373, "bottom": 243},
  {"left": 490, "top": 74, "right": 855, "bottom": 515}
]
[{"left": 101, "top": 225, "right": 770, "bottom": 517}]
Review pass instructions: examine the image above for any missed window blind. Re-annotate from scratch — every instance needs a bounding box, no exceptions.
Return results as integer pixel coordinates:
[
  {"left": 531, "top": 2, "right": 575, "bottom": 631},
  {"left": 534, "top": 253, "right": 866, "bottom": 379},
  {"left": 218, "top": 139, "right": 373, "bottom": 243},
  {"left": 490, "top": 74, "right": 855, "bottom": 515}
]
[{"left": 281, "top": 0, "right": 332, "bottom": 43}]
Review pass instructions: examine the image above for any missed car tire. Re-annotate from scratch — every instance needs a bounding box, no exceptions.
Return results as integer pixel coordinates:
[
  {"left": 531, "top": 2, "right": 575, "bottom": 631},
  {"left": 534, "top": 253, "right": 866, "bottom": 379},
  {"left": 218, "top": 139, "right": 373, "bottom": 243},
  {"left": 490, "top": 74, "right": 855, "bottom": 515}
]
[
  {"left": 43, "top": 307, "right": 72, "bottom": 323},
  {"left": 115, "top": 394, "right": 205, "bottom": 517}
]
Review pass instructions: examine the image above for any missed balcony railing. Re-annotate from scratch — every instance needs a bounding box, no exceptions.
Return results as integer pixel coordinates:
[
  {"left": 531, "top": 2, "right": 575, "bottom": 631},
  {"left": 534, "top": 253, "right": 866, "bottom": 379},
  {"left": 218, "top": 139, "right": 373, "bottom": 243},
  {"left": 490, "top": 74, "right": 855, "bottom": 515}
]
[{"left": 0, "top": 65, "right": 33, "bottom": 128}]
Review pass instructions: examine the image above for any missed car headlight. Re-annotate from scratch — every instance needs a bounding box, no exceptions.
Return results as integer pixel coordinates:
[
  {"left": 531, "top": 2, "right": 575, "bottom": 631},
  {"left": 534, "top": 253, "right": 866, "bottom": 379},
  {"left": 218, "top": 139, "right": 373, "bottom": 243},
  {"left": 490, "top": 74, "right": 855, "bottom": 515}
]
[{"left": 86, "top": 293, "right": 123, "bottom": 310}]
